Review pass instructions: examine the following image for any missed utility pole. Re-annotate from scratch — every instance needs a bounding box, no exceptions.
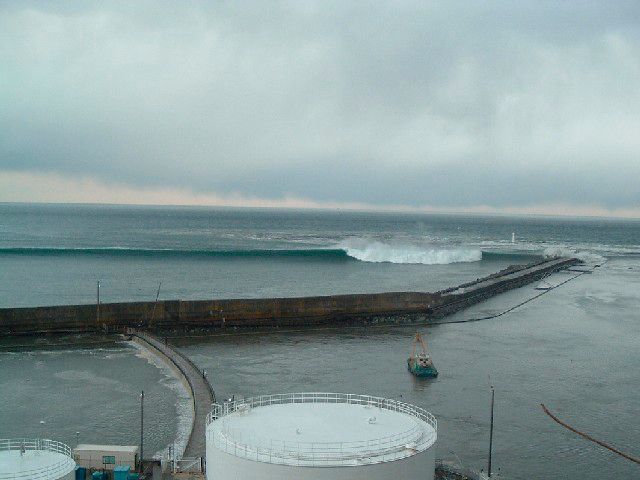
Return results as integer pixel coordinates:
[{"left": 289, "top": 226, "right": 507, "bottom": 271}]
[
  {"left": 140, "top": 391, "right": 144, "bottom": 474},
  {"left": 151, "top": 281, "right": 162, "bottom": 325},
  {"left": 488, "top": 386, "right": 495, "bottom": 477}
]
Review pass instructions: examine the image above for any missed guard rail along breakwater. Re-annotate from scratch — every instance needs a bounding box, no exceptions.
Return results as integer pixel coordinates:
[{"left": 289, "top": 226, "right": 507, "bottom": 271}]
[
  {"left": 130, "top": 331, "right": 215, "bottom": 462},
  {"left": 0, "top": 257, "right": 580, "bottom": 335}
]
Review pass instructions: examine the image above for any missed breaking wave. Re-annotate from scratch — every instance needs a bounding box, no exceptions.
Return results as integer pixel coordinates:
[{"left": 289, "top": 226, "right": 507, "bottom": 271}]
[
  {"left": 543, "top": 246, "right": 606, "bottom": 264},
  {"left": 338, "top": 240, "right": 482, "bottom": 265},
  {"left": 0, "top": 244, "right": 537, "bottom": 265}
]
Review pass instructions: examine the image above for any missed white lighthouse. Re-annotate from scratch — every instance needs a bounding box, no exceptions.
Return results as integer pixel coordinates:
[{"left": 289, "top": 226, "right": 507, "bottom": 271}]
[{"left": 205, "top": 393, "right": 437, "bottom": 480}]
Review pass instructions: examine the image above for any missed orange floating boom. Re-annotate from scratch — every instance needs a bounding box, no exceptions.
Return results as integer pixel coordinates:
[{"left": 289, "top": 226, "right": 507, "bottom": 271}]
[{"left": 540, "top": 404, "right": 640, "bottom": 465}]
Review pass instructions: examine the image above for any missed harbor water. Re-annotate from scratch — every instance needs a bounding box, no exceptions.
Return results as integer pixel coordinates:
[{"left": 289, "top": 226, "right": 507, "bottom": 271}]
[{"left": 172, "top": 257, "right": 640, "bottom": 479}]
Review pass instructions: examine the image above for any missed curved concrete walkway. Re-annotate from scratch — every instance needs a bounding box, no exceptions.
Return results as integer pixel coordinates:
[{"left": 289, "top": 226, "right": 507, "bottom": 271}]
[{"left": 133, "top": 331, "right": 215, "bottom": 459}]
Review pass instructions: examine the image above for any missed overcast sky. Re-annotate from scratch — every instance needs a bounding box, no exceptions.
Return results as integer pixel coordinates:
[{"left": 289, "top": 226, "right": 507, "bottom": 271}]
[{"left": 1, "top": 1, "right": 639, "bottom": 216}]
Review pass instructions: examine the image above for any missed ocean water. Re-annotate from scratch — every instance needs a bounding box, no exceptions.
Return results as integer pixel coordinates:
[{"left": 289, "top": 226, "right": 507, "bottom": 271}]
[
  {"left": 1, "top": 203, "right": 640, "bottom": 479},
  {"left": 0, "top": 203, "right": 636, "bottom": 307}
]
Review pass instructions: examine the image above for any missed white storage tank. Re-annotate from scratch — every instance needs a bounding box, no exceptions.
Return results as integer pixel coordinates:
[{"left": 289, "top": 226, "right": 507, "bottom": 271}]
[
  {"left": 206, "top": 393, "right": 437, "bottom": 480},
  {"left": 0, "top": 439, "right": 76, "bottom": 480}
]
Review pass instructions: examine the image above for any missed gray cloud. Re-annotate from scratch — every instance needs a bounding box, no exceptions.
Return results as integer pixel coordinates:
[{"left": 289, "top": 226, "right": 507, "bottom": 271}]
[{"left": 1, "top": 0, "right": 640, "bottom": 209}]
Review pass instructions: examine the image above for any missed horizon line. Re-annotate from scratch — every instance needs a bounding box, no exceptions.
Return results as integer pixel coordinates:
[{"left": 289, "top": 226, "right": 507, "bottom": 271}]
[
  {"left": 3, "top": 200, "right": 640, "bottom": 221},
  {"left": 2, "top": 170, "right": 639, "bottom": 220}
]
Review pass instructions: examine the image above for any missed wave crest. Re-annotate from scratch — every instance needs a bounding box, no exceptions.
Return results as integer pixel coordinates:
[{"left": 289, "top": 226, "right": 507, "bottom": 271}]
[
  {"left": 0, "top": 244, "right": 532, "bottom": 265},
  {"left": 543, "top": 246, "right": 605, "bottom": 264},
  {"left": 0, "top": 246, "right": 347, "bottom": 258},
  {"left": 339, "top": 239, "right": 482, "bottom": 265}
]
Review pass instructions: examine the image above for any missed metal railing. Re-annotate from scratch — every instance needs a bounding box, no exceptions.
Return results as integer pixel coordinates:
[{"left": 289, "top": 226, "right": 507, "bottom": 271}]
[
  {"left": 0, "top": 439, "right": 75, "bottom": 480},
  {"left": 206, "top": 393, "right": 437, "bottom": 466},
  {"left": 133, "top": 331, "right": 216, "bottom": 404},
  {"left": 131, "top": 330, "right": 214, "bottom": 463},
  {"left": 173, "top": 457, "right": 203, "bottom": 473}
]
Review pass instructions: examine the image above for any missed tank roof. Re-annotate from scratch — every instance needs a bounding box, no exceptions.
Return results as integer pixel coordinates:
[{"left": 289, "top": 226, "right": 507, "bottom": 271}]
[
  {"left": 0, "top": 439, "right": 75, "bottom": 480},
  {"left": 206, "top": 393, "right": 437, "bottom": 467}
]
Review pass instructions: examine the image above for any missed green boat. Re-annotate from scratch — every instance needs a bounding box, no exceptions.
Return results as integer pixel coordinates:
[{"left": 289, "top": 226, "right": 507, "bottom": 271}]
[{"left": 408, "top": 332, "right": 438, "bottom": 377}]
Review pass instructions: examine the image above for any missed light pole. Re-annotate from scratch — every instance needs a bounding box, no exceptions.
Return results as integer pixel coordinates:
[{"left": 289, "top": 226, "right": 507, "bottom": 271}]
[
  {"left": 140, "top": 391, "right": 144, "bottom": 474},
  {"left": 488, "top": 386, "right": 495, "bottom": 477}
]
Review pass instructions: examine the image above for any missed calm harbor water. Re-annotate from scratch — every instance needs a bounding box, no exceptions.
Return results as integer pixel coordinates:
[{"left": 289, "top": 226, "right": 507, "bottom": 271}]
[{"left": 1, "top": 204, "right": 639, "bottom": 478}]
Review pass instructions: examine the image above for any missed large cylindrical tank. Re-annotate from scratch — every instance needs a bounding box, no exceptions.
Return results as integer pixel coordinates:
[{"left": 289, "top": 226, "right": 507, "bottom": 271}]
[
  {"left": 206, "top": 393, "right": 437, "bottom": 480},
  {"left": 0, "top": 439, "right": 76, "bottom": 480}
]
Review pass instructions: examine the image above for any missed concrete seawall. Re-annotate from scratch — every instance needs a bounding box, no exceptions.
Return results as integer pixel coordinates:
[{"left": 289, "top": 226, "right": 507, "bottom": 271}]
[{"left": 0, "top": 257, "right": 579, "bottom": 335}]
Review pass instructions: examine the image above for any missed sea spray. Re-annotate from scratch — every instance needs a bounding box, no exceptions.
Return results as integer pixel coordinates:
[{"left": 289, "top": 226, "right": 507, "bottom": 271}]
[
  {"left": 543, "top": 246, "right": 605, "bottom": 264},
  {"left": 338, "top": 239, "right": 482, "bottom": 265}
]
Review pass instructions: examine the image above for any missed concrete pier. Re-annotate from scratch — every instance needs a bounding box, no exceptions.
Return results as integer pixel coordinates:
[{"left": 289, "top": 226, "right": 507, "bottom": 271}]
[
  {"left": 0, "top": 257, "right": 580, "bottom": 335},
  {"left": 132, "top": 331, "right": 215, "bottom": 460}
]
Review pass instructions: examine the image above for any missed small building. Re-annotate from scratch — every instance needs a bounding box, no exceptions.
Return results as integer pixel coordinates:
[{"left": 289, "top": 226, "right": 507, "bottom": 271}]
[{"left": 73, "top": 445, "right": 138, "bottom": 471}]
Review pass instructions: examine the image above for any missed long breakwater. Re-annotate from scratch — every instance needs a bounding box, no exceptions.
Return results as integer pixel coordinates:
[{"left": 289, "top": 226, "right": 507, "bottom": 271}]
[{"left": 0, "top": 257, "right": 579, "bottom": 335}]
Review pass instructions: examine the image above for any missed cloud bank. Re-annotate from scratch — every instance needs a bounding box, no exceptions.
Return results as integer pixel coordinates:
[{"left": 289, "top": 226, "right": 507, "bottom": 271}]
[{"left": 1, "top": 1, "right": 639, "bottom": 214}]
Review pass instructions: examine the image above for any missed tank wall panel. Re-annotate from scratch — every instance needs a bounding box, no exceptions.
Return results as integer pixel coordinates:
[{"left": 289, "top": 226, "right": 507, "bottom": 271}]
[
  {"left": 206, "top": 445, "right": 435, "bottom": 480},
  {"left": 62, "top": 469, "right": 76, "bottom": 480}
]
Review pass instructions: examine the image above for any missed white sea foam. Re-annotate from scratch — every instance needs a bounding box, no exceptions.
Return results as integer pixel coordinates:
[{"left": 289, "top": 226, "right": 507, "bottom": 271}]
[
  {"left": 129, "top": 341, "right": 193, "bottom": 460},
  {"left": 543, "top": 246, "right": 606, "bottom": 264},
  {"left": 339, "top": 239, "right": 482, "bottom": 265},
  {"left": 479, "top": 239, "right": 619, "bottom": 263}
]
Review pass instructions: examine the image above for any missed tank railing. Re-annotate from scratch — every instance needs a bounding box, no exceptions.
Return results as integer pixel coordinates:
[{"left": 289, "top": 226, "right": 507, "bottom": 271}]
[
  {"left": 207, "top": 392, "right": 437, "bottom": 428},
  {"left": 211, "top": 428, "right": 429, "bottom": 464},
  {"left": 217, "top": 420, "right": 425, "bottom": 454},
  {"left": 205, "top": 393, "right": 437, "bottom": 466},
  {"left": 209, "top": 429, "right": 436, "bottom": 466},
  {"left": 0, "top": 439, "right": 74, "bottom": 480}
]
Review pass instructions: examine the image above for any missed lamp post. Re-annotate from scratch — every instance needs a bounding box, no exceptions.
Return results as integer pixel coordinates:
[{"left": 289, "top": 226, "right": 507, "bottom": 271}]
[
  {"left": 140, "top": 391, "right": 144, "bottom": 474},
  {"left": 488, "top": 386, "right": 495, "bottom": 477}
]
